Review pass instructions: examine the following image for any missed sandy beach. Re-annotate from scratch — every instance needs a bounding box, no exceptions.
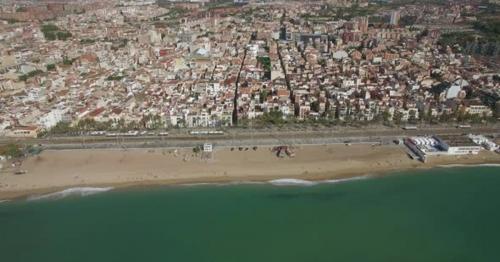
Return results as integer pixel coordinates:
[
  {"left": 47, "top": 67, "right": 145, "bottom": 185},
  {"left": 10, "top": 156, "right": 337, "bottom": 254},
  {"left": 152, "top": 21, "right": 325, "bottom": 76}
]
[{"left": 1, "top": 144, "right": 499, "bottom": 199}]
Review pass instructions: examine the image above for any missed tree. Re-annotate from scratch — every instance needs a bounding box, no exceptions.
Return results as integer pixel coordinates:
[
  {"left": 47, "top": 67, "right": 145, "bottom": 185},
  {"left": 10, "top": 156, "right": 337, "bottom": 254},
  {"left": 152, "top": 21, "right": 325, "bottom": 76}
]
[
  {"left": 56, "top": 31, "right": 72, "bottom": 40},
  {"left": 311, "top": 101, "right": 320, "bottom": 113},
  {"left": 77, "top": 118, "right": 98, "bottom": 130},
  {"left": 382, "top": 109, "right": 391, "bottom": 122},
  {"left": 318, "top": 59, "right": 326, "bottom": 68},
  {"left": 41, "top": 24, "right": 72, "bottom": 41},
  {"left": 116, "top": 119, "right": 126, "bottom": 131},
  {"left": 63, "top": 57, "right": 74, "bottom": 65},
  {"left": 393, "top": 111, "right": 403, "bottom": 125},
  {"left": 192, "top": 146, "right": 201, "bottom": 154},
  {"left": 18, "top": 69, "right": 43, "bottom": 81},
  {"left": 48, "top": 121, "right": 74, "bottom": 134},
  {"left": 0, "top": 144, "right": 23, "bottom": 158},
  {"left": 127, "top": 121, "right": 140, "bottom": 130},
  {"left": 259, "top": 89, "right": 268, "bottom": 103},
  {"left": 456, "top": 109, "right": 469, "bottom": 123},
  {"left": 440, "top": 112, "right": 453, "bottom": 122},
  {"left": 408, "top": 110, "right": 417, "bottom": 124},
  {"left": 255, "top": 110, "right": 285, "bottom": 126}
]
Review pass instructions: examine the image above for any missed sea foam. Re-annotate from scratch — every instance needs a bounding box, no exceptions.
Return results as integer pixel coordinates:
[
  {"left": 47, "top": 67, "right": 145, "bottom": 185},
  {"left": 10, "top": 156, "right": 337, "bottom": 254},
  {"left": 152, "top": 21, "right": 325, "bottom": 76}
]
[
  {"left": 182, "top": 177, "right": 367, "bottom": 187},
  {"left": 27, "top": 187, "right": 113, "bottom": 201},
  {"left": 323, "top": 175, "right": 371, "bottom": 184},
  {"left": 437, "top": 163, "right": 500, "bottom": 168},
  {"left": 269, "top": 176, "right": 370, "bottom": 186},
  {"left": 268, "top": 178, "right": 319, "bottom": 186},
  {"left": 182, "top": 181, "right": 266, "bottom": 187}
]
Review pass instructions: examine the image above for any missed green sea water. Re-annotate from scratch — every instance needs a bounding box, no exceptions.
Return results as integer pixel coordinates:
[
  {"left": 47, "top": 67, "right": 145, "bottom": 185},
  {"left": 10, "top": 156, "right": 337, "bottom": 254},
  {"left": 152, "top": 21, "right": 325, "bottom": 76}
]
[{"left": 1, "top": 166, "right": 500, "bottom": 262}]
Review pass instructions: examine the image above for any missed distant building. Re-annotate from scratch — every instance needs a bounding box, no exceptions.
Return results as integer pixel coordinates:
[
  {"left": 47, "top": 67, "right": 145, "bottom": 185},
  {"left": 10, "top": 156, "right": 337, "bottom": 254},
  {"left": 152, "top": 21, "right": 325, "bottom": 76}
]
[
  {"left": 234, "top": 0, "right": 249, "bottom": 5},
  {"left": 6, "top": 126, "right": 40, "bottom": 138},
  {"left": 357, "top": 16, "right": 369, "bottom": 33},
  {"left": 279, "top": 26, "right": 288, "bottom": 41},
  {"left": 38, "top": 109, "right": 64, "bottom": 129},
  {"left": 445, "top": 79, "right": 468, "bottom": 99},
  {"left": 390, "top": 10, "right": 400, "bottom": 26},
  {"left": 435, "top": 135, "right": 482, "bottom": 155},
  {"left": 462, "top": 100, "right": 493, "bottom": 116},
  {"left": 405, "top": 135, "right": 482, "bottom": 162}
]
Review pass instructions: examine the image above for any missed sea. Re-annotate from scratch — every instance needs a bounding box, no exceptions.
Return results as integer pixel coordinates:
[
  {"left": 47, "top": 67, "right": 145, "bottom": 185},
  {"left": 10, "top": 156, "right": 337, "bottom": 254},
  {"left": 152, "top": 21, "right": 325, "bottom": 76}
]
[{"left": 1, "top": 166, "right": 500, "bottom": 262}]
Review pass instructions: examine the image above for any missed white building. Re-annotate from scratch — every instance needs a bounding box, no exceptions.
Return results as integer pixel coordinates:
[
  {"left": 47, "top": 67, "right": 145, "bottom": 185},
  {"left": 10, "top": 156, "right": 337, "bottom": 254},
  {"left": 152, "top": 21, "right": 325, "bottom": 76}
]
[
  {"left": 445, "top": 79, "right": 468, "bottom": 99},
  {"left": 465, "top": 105, "right": 492, "bottom": 116},
  {"left": 203, "top": 143, "right": 213, "bottom": 153},
  {"left": 404, "top": 135, "right": 482, "bottom": 162},
  {"left": 434, "top": 136, "right": 482, "bottom": 155},
  {"left": 38, "top": 109, "right": 64, "bottom": 129},
  {"left": 390, "top": 10, "right": 401, "bottom": 25}
]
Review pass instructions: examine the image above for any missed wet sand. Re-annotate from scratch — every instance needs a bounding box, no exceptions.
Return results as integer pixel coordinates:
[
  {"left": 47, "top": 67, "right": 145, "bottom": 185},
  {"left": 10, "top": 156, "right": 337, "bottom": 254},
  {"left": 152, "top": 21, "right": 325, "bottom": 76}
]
[{"left": 0, "top": 144, "right": 499, "bottom": 199}]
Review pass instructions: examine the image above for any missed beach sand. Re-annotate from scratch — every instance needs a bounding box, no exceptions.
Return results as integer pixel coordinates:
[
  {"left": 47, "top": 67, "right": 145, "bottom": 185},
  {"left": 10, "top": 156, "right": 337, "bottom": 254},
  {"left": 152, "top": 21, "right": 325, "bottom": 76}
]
[{"left": 1, "top": 144, "right": 499, "bottom": 199}]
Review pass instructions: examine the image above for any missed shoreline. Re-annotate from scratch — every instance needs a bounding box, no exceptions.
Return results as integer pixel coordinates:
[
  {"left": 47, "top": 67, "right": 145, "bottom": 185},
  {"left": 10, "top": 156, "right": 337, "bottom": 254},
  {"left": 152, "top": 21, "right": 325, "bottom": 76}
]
[
  {"left": 1, "top": 144, "right": 499, "bottom": 201},
  {"left": 3, "top": 163, "right": 500, "bottom": 202},
  {"left": 2, "top": 164, "right": 500, "bottom": 201}
]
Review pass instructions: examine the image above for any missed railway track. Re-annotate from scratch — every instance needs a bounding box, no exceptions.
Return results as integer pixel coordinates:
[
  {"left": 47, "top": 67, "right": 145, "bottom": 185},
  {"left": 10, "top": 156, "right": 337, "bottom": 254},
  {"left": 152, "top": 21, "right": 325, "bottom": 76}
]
[{"left": 1, "top": 126, "right": 498, "bottom": 149}]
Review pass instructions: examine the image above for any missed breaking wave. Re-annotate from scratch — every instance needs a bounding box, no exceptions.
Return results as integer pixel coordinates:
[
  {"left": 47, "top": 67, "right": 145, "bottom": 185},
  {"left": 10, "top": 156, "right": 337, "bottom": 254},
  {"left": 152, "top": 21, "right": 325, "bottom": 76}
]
[
  {"left": 181, "top": 182, "right": 219, "bottom": 187},
  {"left": 27, "top": 187, "right": 113, "bottom": 201},
  {"left": 182, "top": 181, "right": 266, "bottom": 187},
  {"left": 438, "top": 163, "right": 500, "bottom": 168},
  {"left": 269, "top": 176, "right": 370, "bottom": 186},
  {"left": 323, "top": 175, "right": 371, "bottom": 184},
  {"left": 268, "top": 178, "right": 318, "bottom": 186},
  {"left": 182, "top": 176, "right": 370, "bottom": 187}
]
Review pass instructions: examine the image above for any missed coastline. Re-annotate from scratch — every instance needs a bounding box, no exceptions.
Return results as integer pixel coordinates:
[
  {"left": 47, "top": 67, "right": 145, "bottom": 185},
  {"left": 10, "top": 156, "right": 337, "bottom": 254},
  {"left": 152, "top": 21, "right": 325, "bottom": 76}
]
[{"left": 1, "top": 144, "right": 499, "bottom": 200}]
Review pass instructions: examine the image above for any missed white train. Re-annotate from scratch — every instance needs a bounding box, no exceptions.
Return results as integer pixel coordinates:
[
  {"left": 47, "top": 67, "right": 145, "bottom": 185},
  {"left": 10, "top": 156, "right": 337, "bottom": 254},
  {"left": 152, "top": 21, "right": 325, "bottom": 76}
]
[
  {"left": 106, "top": 131, "right": 140, "bottom": 137},
  {"left": 189, "top": 130, "right": 224, "bottom": 135},
  {"left": 89, "top": 131, "right": 107, "bottom": 136}
]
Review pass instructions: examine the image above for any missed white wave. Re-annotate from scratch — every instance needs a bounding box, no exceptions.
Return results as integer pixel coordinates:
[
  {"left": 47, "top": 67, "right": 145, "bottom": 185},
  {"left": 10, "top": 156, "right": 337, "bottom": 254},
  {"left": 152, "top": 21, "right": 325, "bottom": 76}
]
[
  {"left": 181, "top": 181, "right": 266, "bottom": 187},
  {"left": 477, "top": 164, "right": 500, "bottom": 167},
  {"left": 0, "top": 200, "right": 10, "bottom": 204},
  {"left": 437, "top": 164, "right": 468, "bottom": 168},
  {"left": 438, "top": 163, "right": 500, "bottom": 168},
  {"left": 268, "top": 178, "right": 318, "bottom": 186},
  {"left": 183, "top": 176, "right": 370, "bottom": 188},
  {"left": 181, "top": 182, "right": 220, "bottom": 187},
  {"left": 269, "top": 175, "right": 371, "bottom": 187},
  {"left": 323, "top": 175, "right": 371, "bottom": 184},
  {"left": 225, "top": 181, "right": 266, "bottom": 186},
  {"left": 27, "top": 187, "right": 113, "bottom": 201}
]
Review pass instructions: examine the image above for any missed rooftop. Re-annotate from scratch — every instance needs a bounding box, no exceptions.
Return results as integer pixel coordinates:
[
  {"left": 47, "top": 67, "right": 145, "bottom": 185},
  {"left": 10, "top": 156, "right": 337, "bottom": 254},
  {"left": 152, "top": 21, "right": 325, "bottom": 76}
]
[{"left": 437, "top": 135, "right": 477, "bottom": 147}]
